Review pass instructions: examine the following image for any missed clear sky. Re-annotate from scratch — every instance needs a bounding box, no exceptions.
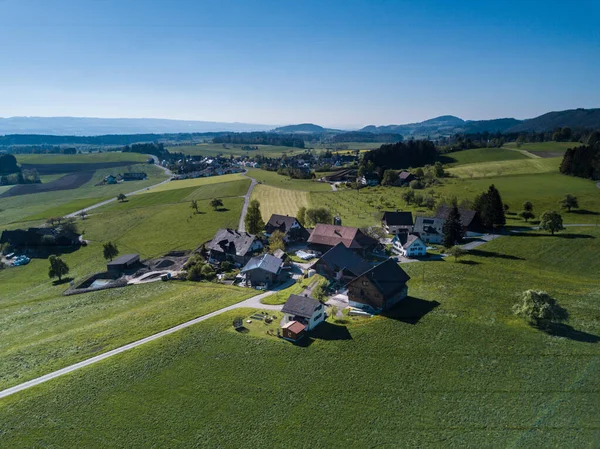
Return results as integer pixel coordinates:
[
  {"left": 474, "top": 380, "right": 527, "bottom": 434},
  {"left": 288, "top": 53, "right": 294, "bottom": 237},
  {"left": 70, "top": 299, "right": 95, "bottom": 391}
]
[{"left": 1, "top": 0, "right": 599, "bottom": 127}]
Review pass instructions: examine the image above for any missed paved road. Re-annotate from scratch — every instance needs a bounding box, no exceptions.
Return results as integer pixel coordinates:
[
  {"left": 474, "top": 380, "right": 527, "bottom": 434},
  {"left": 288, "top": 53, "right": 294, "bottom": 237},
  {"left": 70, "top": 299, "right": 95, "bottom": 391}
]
[
  {"left": 238, "top": 172, "right": 258, "bottom": 232},
  {"left": 0, "top": 280, "right": 294, "bottom": 400},
  {"left": 65, "top": 155, "right": 172, "bottom": 218}
]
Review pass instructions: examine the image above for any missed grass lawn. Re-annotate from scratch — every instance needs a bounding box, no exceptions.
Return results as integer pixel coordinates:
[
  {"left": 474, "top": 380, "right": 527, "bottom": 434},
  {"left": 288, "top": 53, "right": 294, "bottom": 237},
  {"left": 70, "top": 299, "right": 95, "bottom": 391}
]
[
  {"left": 446, "top": 157, "right": 560, "bottom": 178},
  {"left": 251, "top": 184, "right": 309, "bottom": 221},
  {"left": 0, "top": 229, "right": 598, "bottom": 447},
  {"left": 16, "top": 152, "right": 148, "bottom": 165},
  {"left": 260, "top": 276, "right": 323, "bottom": 305},
  {"left": 246, "top": 168, "right": 333, "bottom": 192},
  {"left": 442, "top": 147, "right": 528, "bottom": 166},
  {"left": 171, "top": 143, "right": 307, "bottom": 158},
  {"left": 0, "top": 164, "right": 168, "bottom": 226}
]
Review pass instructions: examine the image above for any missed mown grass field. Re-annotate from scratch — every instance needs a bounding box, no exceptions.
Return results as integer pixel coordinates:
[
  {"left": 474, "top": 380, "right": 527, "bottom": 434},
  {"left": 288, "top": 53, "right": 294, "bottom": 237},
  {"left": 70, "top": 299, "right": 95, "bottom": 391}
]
[
  {"left": 447, "top": 157, "right": 560, "bottom": 178},
  {"left": 0, "top": 173, "right": 253, "bottom": 390},
  {"left": 1, "top": 228, "right": 598, "bottom": 447},
  {"left": 443, "top": 147, "right": 528, "bottom": 165},
  {"left": 246, "top": 168, "right": 332, "bottom": 192},
  {"left": 172, "top": 143, "right": 307, "bottom": 158},
  {"left": 504, "top": 141, "right": 577, "bottom": 153},
  {"left": 0, "top": 164, "right": 168, "bottom": 226},
  {"left": 138, "top": 173, "right": 245, "bottom": 193},
  {"left": 251, "top": 184, "right": 309, "bottom": 222},
  {"left": 16, "top": 152, "right": 148, "bottom": 165}
]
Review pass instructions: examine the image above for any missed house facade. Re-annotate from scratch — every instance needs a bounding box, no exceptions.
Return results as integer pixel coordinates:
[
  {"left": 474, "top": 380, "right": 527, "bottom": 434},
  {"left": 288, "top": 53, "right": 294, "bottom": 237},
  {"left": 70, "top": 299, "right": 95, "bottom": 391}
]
[
  {"left": 240, "top": 253, "right": 283, "bottom": 287},
  {"left": 346, "top": 258, "right": 410, "bottom": 313},
  {"left": 311, "top": 242, "right": 371, "bottom": 284},
  {"left": 205, "top": 228, "right": 263, "bottom": 266},
  {"left": 392, "top": 234, "right": 427, "bottom": 258},
  {"left": 381, "top": 211, "right": 414, "bottom": 235},
  {"left": 413, "top": 216, "right": 444, "bottom": 244},
  {"left": 264, "top": 214, "right": 309, "bottom": 243},
  {"left": 281, "top": 294, "right": 325, "bottom": 331}
]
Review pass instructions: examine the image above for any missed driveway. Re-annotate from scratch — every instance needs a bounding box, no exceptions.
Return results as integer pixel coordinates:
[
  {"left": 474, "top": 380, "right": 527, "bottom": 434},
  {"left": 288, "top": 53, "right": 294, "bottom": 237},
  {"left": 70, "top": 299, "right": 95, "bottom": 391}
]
[{"left": 237, "top": 172, "right": 258, "bottom": 232}]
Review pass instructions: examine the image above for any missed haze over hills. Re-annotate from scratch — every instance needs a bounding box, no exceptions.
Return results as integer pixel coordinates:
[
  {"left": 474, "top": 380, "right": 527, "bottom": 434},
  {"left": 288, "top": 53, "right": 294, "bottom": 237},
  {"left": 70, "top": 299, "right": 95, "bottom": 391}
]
[{"left": 0, "top": 117, "right": 273, "bottom": 136}]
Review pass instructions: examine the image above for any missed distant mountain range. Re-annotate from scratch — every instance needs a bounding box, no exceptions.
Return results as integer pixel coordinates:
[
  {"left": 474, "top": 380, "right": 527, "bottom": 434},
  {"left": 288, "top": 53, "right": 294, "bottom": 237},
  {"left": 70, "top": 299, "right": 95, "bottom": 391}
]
[
  {"left": 1, "top": 108, "right": 599, "bottom": 138},
  {"left": 0, "top": 117, "right": 272, "bottom": 136}
]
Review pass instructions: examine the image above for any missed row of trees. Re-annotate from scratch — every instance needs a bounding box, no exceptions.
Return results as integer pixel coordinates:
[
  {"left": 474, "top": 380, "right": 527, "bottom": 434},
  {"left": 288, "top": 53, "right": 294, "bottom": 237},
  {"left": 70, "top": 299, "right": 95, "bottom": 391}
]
[
  {"left": 361, "top": 140, "right": 438, "bottom": 172},
  {"left": 559, "top": 144, "right": 600, "bottom": 180}
]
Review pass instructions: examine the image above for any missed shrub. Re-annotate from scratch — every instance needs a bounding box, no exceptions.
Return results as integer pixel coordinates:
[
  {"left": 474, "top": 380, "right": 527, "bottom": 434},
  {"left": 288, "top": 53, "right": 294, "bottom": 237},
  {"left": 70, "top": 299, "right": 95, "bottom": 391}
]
[
  {"left": 513, "top": 290, "right": 568, "bottom": 328},
  {"left": 187, "top": 264, "right": 204, "bottom": 281},
  {"left": 201, "top": 264, "right": 216, "bottom": 281}
]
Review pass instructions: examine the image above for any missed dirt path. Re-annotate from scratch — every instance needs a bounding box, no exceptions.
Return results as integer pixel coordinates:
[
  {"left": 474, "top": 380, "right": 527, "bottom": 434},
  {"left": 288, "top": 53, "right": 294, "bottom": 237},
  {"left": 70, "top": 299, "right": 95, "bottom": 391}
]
[
  {"left": 501, "top": 146, "right": 541, "bottom": 159},
  {"left": 0, "top": 280, "right": 295, "bottom": 400},
  {"left": 238, "top": 172, "right": 258, "bottom": 232}
]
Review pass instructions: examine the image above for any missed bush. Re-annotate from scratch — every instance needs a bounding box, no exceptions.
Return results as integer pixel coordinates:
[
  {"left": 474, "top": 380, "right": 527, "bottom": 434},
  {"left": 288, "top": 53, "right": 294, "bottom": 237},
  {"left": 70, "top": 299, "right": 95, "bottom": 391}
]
[
  {"left": 201, "top": 264, "right": 216, "bottom": 281},
  {"left": 409, "top": 179, "right": 424, "bottom": 190},
  {"left": 221, "top": 261, "right": 233, "bottom": 272},
  {"left": 187, "top": 264, "right": 204, "bottom": 281},
  {"left": 513, "top": 290, "right": 568, "bottom": 328}
]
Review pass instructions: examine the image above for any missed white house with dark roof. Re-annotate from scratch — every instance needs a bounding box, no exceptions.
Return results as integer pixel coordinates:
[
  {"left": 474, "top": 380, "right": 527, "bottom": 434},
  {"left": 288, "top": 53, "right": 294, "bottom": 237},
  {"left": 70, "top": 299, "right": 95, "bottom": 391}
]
[
  {"left": 413, "top": 216, "right": 444, "bottom": 244},
  {"left": 381, "top": 211, "right": 414, "bottom": 235},
  {"left": 281, "top": 294, "right": 325, "bottom": 331},
  {"left": 392, "top": 233, "right": 427, "bottom": 258}
]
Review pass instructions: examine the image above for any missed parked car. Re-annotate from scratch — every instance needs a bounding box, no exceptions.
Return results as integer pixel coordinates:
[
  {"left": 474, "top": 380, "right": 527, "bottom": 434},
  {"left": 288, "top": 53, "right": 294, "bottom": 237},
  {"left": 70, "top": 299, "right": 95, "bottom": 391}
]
[{"left": 12, "top": 255, "right": 30, "bottom": 266}]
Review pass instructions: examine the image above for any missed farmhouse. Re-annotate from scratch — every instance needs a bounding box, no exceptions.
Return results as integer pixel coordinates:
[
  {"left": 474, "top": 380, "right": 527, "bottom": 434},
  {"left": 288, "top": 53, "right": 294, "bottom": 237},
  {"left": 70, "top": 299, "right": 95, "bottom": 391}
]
[
  {"left": 392, "top": 233, "right": 427, "bottom": 258},
  {"left": 396, "top": 170, "right": 416, "bottom": 185},
  {"left": 122, "top": 172, "right": 147, "bottom": 181},
  {"left": 323, "top": 168, "right": 357, "bottom": 183},
  {"left": 205, "top": 228, "right": 263, "bottom": 265},
  {"left": 240, "top": 253, "right": 283, "bottom": 288},
  {"left": 308, "top": 224, "right": 378, "bottom": 256},
  {"left": 311, "top": 242, "right": 371, "bottom": 283},
  {"left": 346, "top": 258, "right": 410, "bottom": 313},
  {"left": 381, "top": 211, "right": 413, "bottom": 235},
  {"left": 413, "top": 216, "right": 444, "bottom": 244},
  {"left": 104, "top": 174, "right": 117, "bottom": 184},
  {"left": 358, "top": 174, "right": 379, "bottom": 186},
  {"left": 435, "top": 205, "right": 485, "bottom": 236},
  {"left": 107, "top": 254, "right": 140, "bottom": 275},
  {"left": 281, "top": 294, "right": 325, "bottom": 331},
  {"left": 0, "top": 228, "right": 80, "bottom": 248},
  {"left": 264, "top": 214, "right": 309, "bottom": 243}
]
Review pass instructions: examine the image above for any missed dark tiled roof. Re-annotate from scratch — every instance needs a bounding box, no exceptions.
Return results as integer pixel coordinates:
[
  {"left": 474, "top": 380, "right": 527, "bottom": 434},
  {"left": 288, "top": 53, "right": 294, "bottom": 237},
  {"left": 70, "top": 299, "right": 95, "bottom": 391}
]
[
  {"left": 357, "top": 258, "right": 411, "bottom": 297},
  {"left": 308, "top": 224, "right": 377, "bottom": 250},
  {"left": 398, "top": 171, "right": 415, "bottom": 180},
  {"left": 265, "top": 214, "right": 297, "bottom": 233},
  {"left": 314, "top": 242, "right": 371, "bottom": 277},
  {"left": 382, "top": 211, "right": 414, "bottom": 226},
  {"left": 206, "top": 228, "right": 259, "bottom": 257},
  {"left": 107, "top": 254, "right": 140, "bottom": 266},
  {"left": 281, "top": 294, "right": 322, "bottom": 319},
  {"left": 435, "top": 205, "right": 477, "bottom": 228},
  {"left": 241, "top": 254, "right": 282, "bottom": 274},
  {"left": 413, "top": 216, "right": 444, "bottom": 235}
]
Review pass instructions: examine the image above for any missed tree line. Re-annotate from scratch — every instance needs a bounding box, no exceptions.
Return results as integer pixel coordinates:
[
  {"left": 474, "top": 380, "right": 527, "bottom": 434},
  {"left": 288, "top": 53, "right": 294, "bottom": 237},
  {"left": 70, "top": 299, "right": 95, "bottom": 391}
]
[
  {"left": 559, "top": 137, "right": 600, "bottom": 180},
  {"left": 329, "top": 132, "right": 403, "bottom": 143},
  {"left": 360, "top": 140, "right": 438, "bottom": 173}
]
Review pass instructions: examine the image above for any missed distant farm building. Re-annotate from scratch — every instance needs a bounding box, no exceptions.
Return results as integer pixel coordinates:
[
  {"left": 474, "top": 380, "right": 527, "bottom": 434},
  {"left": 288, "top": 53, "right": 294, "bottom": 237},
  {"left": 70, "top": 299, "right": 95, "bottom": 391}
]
[
  {"left": 104, "top": 174, "right": 118, "bottom": 184},
  {"left": 346, "top": 258, "right": 410, "bottom": 314},
  {"left": 396, "top": 171, "right": 416, "bottom": 185},
  {"left": 106, "top": 254, "right": 140, "bottom": 275},
  {"left": 122, "top": 172, "right": 147, "bottom": 181},
  {"left": 322, "top": 168, "right": 357, "bottom": 183}
]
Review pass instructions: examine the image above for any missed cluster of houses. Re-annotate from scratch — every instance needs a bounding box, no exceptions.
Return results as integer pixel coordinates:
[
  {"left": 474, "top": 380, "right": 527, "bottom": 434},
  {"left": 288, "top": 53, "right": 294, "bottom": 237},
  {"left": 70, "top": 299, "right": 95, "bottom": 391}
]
[
  {"left": 169, "top": 156, "right": 244, "bottom": 180},
  {"left": 322, "top": 169, "right": 416, "bottom": 187},
  {"left": 103, "top": 172, "right": 147, "bottom": 184}
]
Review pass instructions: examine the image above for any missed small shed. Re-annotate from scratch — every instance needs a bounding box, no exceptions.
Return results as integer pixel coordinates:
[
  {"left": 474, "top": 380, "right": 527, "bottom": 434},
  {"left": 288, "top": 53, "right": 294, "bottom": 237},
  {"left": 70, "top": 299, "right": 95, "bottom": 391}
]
[
  {"left": 107, "top": 254, "right": 140, "bottom": 274},
  {"left": 281, "top": 320, "right": 306, "bottom": 342}
]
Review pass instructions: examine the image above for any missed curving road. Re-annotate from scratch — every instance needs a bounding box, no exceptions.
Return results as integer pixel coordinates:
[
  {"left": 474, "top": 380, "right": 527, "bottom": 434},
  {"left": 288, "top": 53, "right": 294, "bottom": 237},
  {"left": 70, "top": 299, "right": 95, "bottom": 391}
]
[
  {"left": 238, "top": 172, "right": 258, "bottom": 232},
  {"left": 0, "top": 278, "right": 294, "bottom": 400}
]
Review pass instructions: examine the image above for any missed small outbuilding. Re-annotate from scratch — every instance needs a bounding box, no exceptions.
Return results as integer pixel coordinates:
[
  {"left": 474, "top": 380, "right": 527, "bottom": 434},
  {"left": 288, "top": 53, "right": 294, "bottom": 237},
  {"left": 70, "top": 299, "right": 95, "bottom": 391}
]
[
  {"left": 107, "top": 254, "right": 140, "bottom": 275},
  {"left": 281, "top": 320, "right": 306, "bottom": 342}
]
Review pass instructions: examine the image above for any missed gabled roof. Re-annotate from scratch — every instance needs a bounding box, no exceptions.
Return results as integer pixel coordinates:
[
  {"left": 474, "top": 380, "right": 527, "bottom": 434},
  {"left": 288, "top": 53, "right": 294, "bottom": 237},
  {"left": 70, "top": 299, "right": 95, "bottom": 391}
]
[
  {"left": 282, "top": 320, "right": 306, "bottom": 334},
  {"left": 281, "top": 294, "right": 322, "bottom": 319},
  {"left": 265, "top": 214, "right": 298, "bottom": 233},
  {"left": 313, "top": 242, "right": 371, "bottom": 277},
  {"left": 241, "top": 253, "right": 282, "bottom": 274},
  {"left": 393, "top": 233, "right": 423, "bottom": 249},
  {"left": 206, "top": 228, "right": 260, "bottom": 257},
  {"left": 413, "top": 216, "right": 444, "bottom": 235},
  {"left": 308, "top": 224, "right": 377, "bottom": 250},
  {"left": 351, "top": 258, "right": 410, "bottom": 297},
  {"left": 398, "top": 171, "right": 415, "bottom": 180},
  {"left": 435, "top": 205, "right": 477, "bottom": 228},
  {"left": 382, "top": 211, "right": 414, "bottom": 226}
]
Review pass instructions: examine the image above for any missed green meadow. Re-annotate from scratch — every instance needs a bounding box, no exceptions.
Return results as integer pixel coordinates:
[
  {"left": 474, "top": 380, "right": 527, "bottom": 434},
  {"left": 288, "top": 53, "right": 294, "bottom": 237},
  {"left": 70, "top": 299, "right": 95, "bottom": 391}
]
[
  {"left": 172, "top": 143, "right": 306, "bottom": 158},
  {"left": 16, "top": 152, "right": 148, "bottom": 164},
  {"left": 504, "top": 141, "right": 578, "bottom": 153},
  {"left": 1, "top": 228, "right": 598, "bottom": 447},
  {"left": 443, "top": 147, "right": 528, "bottom": 165}
]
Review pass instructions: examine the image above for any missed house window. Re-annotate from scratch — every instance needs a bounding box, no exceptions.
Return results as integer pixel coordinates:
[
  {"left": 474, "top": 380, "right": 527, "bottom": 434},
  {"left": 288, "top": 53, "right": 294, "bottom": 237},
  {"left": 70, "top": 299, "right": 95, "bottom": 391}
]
[
  {"left": 314, "top": 313, "right": 322, "bottom": 321},
  {"left": 362, "top": 280, "right": 369, "bottom": 286}
]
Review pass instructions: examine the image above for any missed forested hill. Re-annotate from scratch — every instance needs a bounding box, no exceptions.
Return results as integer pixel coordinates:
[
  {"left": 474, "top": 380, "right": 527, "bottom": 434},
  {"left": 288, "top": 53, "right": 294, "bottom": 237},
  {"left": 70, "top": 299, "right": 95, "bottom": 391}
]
[
  {"left": 272, "top": 123, "right": 340, "bottom": 134},
  {"left": 507, "top": 108, "right": 600, "bottom": 133}
]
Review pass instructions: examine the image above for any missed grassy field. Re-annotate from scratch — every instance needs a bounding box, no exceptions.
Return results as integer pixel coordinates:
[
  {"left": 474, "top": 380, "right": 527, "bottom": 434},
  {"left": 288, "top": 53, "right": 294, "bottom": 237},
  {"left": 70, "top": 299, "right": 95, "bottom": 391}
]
[
  {"left": 16, "top": 152, "right": 148, "bottom": 164},
  {"left": 447, "top": 157, "right": 561, "bottom": 178},
  {"left": 504, "top": 141, "right": 577, "bottom": 153},
  {"left": 251, "top": 184, "right": 309, "bottom": 221},
  {"left": 1, "top": 228, "right": 598, "bottom": 447},
  {"left": 0, "top": 164, "right": 168, "bottom": 226},
  {"left": 171, "top": 143, "right": 307, "bottom": 158},
  {"left": 311, "top": 142, "right": 386, "bottom": 150},
  {"left": 138, "top": 173, "right": 245, "bottom": 193},
  {"left": 443, "top": 147, "right": 528, "bottom": 166},
  {"left": 246, "top": 168, "right": 332, "bottom": 192}
]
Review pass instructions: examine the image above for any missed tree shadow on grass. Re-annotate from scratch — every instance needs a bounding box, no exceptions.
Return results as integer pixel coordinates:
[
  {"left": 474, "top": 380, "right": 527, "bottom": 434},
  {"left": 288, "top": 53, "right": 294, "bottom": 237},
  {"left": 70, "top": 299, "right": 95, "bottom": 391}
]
[
  {"left": 458, "top": 260, "right": 480, "bottom": 265},
  {"left": 541, "top": 323, "right": 600, "bottom": 343},
  {"left": 52, "top": 276, "right": 74, "bottom": 286},
  {"left": 569, "top": 209, "right": 600, "bottom": 216},
  {"left": 511, "top": 232, "right": 595, "bottom": 240},
  {"left": 468, "top": 249, "right": 525, "bottom": 260},
  {"left": 381, "top": 296, "right": 440, "bottom": 325},
  {"left": 294, "top": 321, "right": 352, "bottom": 347},
  {"left": 215, "top": 208, "right": 230, "bottom": 212}
]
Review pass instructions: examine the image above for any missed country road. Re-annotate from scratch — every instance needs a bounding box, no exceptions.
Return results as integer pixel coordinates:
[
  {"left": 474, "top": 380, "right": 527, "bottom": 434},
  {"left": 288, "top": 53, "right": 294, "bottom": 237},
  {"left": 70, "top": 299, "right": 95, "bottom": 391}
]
[
  {"left": 66, "top": 155, "right": 172, "bottom": 218},
  {"left": 238, "top": 172, "right": 258, "bottom": 232},
  {"left": 0, "top": 278, "right": 294, "bottom": 400}
]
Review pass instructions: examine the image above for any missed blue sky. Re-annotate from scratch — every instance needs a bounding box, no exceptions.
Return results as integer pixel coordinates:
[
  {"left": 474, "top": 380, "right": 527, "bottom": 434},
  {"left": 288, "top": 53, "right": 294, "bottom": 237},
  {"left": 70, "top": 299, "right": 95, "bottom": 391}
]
[{"left": 0, "top": 0, "right": 598, "bottom": 127}]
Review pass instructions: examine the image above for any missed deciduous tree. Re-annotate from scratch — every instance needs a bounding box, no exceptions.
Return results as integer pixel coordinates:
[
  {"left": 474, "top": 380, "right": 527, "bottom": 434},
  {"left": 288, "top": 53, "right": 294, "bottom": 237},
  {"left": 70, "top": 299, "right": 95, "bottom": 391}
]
[
  {"left": 559, "top": 194, "right": 578, "bottom": 212},
  {"left": 518, "top": 211, "right": 535, "bottom": 222},
  {"left": 103, "top": 241, "right": 119, "bottom": 261},
  {"left": 245, "top": 199, "right": 265, "bottom": 234},
  {"left": 539, "top": 210, "right": 564, "bottom": 235},
  {"left": 117, "top": 193, "right": 127, "bottom": 202},
  {"left": 523, "top": 201, "right": 533, "bottom": 212},
  {"left": 305, "top": 207, "right": 333, "bottom": 226},
  {"left": 447, "top": 245, "right": 467, "bottom": 262},
  {"left": 48, "top": 255, "right": 69, "bottom": 282},
  {"left": 269, "top": 230, "right": 286, "bottom": 253},
  {"left": 513, "top": 290, "right": 568, "bottom": 328},
  {"left": 210, "top": 198, "right": 223, "bottom": 211},
  {"left": 296, "top": 206, "right": 307, "bottom": 226}
]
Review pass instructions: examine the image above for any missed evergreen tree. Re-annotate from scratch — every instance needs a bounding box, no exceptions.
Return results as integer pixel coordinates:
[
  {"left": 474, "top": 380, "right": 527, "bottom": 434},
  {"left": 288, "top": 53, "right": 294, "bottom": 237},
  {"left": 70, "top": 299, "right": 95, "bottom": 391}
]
[
  {"left": 474, "top": 185, "right": 505, "bottom": 229},
  {"left": 442, "top": 201, "right": 463, "bottom": 247},
  {"left": 244, "top": 199, "right": 265, "bottom": 235}
]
